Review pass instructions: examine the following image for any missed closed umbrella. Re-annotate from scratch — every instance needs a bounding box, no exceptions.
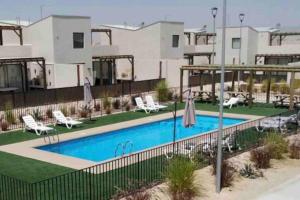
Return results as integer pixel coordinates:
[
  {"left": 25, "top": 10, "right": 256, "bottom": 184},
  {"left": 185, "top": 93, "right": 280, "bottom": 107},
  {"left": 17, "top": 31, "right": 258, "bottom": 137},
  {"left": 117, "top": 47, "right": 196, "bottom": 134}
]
[
  {"left": 84, "top": 77, "right": 93, "bottom": 107},
  {"left": 182, "top": 91, "right": 196, "bottom": 128}
]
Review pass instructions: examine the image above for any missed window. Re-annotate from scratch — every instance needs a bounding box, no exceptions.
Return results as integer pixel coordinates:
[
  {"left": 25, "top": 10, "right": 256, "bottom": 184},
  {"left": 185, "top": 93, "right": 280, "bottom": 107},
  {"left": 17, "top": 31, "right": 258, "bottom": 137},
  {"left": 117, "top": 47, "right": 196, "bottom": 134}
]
[
  {"left": 73, "top": 32, "right": 84, "bottom": 48},
  {"left": 232, "top": 38, "right": 241, "bottom": 49},
  {"left": 172, "top": 35, "right": 179, "bottom": 48}
]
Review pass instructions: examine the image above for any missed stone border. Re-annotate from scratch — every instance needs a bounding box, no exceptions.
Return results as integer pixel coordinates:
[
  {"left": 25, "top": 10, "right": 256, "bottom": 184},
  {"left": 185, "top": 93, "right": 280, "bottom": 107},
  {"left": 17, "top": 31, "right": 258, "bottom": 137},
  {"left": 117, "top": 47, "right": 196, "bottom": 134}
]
[{"left": 0, "top": 110, "right": 262, "bottom": 170}]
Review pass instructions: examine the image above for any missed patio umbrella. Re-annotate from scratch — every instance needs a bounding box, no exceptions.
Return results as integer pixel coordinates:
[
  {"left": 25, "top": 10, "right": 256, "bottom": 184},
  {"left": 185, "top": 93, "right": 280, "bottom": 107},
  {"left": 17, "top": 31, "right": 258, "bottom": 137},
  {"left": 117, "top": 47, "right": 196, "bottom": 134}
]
[
  {"left": 182, "top": 91, "right": 196, "bottom": 128},
  {"left": 84, "top": 77, "right": 93, "bottom": 107}
]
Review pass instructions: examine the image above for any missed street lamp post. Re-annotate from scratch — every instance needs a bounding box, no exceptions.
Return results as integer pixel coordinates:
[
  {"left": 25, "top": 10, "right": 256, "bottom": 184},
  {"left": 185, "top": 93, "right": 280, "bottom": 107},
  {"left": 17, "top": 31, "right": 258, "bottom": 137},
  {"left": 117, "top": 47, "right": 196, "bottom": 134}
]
[
  {"left": 216, "top": 0, "right": 227, "bottom": 193},
  {"left": 238, "top": 13, "right": 245, "bottom": 91},
  {"left": 211, "top": 7, "right": 218, "bottom": 64}
]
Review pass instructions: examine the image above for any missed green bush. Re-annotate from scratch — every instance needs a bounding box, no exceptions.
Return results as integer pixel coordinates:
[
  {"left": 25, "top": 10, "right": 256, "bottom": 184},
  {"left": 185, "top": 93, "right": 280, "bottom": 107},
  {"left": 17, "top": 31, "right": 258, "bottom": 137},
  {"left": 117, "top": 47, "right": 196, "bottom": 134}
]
[
  {"left": 46, "top": 108, "right": 53, "bottom": 119},
  {"left": 271, "top": 83, "right": 279, "bottom": 93},
  {"left": 261, "top": 78, "right": 275, "bottom": 92},
  {"left": 165, "top": 156, "right": 198, "bottom": 200},
  {"left": 155, "top": 80, "right": 169, "bottom": 102},
  {"left": 246, "top": 77, "right": 256, "bottom": 92},
  {"left": 4, "top": 103, "right": 16, "bottom": 124},
  {"left": 264, "top": 133, "right": 288, "bottom": 159},
  {"left": 32, "top": 108, "right": 43, "bottom": 121},
  {"left": 289, "top": 140, "right": 300, "bottom": 159},
  {"left": 103, "top": 96, "right": 112, "bottom": 109},
  {"left": 278, "top": 80, "right": 290, "bottom": 94}
]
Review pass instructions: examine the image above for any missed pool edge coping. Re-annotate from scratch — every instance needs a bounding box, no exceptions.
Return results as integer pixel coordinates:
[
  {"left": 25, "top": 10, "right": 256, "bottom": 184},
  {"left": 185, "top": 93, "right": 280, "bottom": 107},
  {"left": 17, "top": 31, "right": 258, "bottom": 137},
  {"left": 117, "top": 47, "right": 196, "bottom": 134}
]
[{"left": 0, "top": 111, "right": 262, "bottom": 170}]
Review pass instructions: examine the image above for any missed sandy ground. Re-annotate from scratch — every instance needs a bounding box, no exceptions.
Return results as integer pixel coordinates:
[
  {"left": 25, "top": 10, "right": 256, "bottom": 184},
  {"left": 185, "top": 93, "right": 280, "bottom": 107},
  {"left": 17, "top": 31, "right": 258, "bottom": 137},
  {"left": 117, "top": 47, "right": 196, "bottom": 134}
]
[{"left": 148, "top": 141, "right": 300, "bottom": 200}]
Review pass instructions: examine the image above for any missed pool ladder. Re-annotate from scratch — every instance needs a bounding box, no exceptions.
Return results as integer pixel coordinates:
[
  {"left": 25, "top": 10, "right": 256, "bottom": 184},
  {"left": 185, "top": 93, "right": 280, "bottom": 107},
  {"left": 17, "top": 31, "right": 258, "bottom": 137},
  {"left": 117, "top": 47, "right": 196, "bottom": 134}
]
[{"left": 115, "top": 141, "right": 133, "bottom": 157}]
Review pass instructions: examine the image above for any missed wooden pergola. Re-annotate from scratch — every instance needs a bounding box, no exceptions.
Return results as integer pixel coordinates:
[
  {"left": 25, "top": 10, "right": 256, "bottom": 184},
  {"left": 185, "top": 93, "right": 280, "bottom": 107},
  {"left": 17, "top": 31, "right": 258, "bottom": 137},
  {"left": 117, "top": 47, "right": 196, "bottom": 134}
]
[
  {"left": 269, "top": 32, "right": 300, "bottom": 46},
  {"left": 0, "top": 57, "right": 46, "bottom": 92},
  {"left": 92, "top": 55, "right": 134, "bottom": 84},
  {"left": 180, "top": 64, "right": 300, "bottom": 110},
  {"left": 91, "top": 28, "right": 112, "bottom": 45},
  {"left": 0, "top": 25, "right": 23, "bottom": 46}
]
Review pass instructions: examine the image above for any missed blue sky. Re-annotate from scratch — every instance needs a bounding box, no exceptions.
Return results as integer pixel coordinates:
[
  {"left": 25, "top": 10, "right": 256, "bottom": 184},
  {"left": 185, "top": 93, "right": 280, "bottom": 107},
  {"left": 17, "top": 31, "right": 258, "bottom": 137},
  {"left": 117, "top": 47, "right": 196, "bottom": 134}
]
[{"left": 1, "top": 0, "right": 299, "bottom": 28}]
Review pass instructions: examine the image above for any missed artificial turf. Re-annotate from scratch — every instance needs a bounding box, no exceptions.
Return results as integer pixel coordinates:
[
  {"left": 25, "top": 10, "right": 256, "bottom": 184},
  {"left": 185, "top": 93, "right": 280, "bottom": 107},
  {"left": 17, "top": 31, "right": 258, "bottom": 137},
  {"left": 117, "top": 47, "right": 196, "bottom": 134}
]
[{"left": 0, "top": 103, "right": 287, "bottom": 184}]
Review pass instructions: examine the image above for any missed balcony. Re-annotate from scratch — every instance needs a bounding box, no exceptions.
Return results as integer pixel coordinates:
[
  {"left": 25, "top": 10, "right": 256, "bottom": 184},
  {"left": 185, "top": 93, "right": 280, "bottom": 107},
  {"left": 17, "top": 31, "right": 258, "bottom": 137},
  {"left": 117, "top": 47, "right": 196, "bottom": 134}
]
[
  {"left": 0, "top": 45, "right": 32, "bottom": 58},
  {"left": 92, "top": 44, "right": 119, "bottom": 57}
]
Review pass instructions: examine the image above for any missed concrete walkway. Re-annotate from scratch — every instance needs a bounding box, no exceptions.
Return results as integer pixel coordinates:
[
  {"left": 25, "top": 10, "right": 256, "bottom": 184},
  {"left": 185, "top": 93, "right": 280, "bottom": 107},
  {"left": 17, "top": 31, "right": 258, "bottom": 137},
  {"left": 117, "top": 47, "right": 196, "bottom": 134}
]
[{"left": 256, "top": 175, "right": 300, "bottom": 200}]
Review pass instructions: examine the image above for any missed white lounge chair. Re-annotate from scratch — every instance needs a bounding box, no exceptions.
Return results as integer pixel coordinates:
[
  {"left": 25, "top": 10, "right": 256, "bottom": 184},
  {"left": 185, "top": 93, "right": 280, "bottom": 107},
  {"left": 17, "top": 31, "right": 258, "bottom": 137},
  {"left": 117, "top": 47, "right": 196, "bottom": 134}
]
[
  {"left": 223, "top": 97, "right": 239, "bottom": 109},
  {"left": 53, "top": 110, "right": 82, "bottom": 129},
  {"left": 256, "top": 118, "right": 287, "bottom": 133},
  {"left": 22, "top": 115, "right": 54, "bottom": 136},
  {"left": 134, "top": 97, "right": 158, "bottom": 114},
  {"left": 145, "top": 95, "right": 167, "bottom": 110}
]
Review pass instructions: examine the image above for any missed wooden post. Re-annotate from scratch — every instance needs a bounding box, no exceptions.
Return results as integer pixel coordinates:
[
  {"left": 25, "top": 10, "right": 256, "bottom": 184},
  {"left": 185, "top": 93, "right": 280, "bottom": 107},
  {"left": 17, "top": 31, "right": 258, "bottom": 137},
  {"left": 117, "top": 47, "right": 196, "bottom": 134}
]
[
  {"left": 109, "top": 30, "right": 112, "bottom": 45},
  {"left": 24, "top": 62, "right": 28, "bottom": 91},
  {"left": 249, "top": 71, "right": 253, "bottom": 107},
  {"left": 180, "top": 69, "right": 183, "bottom": 102},
  {"left": 289, "top": 72, "right": 295, "bottom": 111},
  {"left": 199, "top": 71, "right": 203, "bottom": 90},
  {"left": 100, "top": 60, "right": 103, "bottom": 85},
  {"left": 266, "top": 72, "right": 271, "bottom": 104},
  {"left": 231, "top": 71, "right": 235, "bottom": 91},
  {"left": 19, "top": 29, "right": 23, "bottom": 45},
  {"left": 42, "top": 60, "right": 47, "bottom": 89},
  {"left": 131, "top": 57, "right": 134, "bottom": 81},
  {"left": 212, "top": 71, "right": 216, "bottom": 104},
  {"left": 0, "top": 30, "right": 3, "bottom": 45}
]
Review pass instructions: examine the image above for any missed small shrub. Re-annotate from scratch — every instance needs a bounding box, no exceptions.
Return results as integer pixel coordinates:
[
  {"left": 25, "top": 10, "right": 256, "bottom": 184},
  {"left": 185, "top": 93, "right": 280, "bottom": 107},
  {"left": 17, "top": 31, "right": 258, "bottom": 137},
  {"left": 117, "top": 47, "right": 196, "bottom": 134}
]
[
  {"left": 250, "top": 147, "right": 271, "bottom": 169},
  {"left": 131, "top": 95, "right": 140, "bottom": 106},
  {"left": 155, "top": 80, "right": 169, "bottom": 102},
  {"left": 239, "top": 163, "right": 263, "bottom": 179},
  {"left": 125, "top": 104, "right": 131, "bottom": 112},
  {"left": 261, "top": 78, "right": 275, "bottom": 93},
  {"left": 289, "top": 139, "right": 300, "bottom": 159},
  {"left": 79, "top": 106, "right": 91, "bottom": 118},
  {"left": 264, "top": 133, "right": 288, "bottom": 159},
  {"left": 61, "top": 106, "right": 68, "bottom": 117},
  {"left": 246, "top": 77, "right": 256, "bottom": 92},
  {"left": 32, "top": 109, "right": 43, "bottom": 121},
  {"left": 94, "top": 103, "right": 101, "bottom": 112},
  {"left": 4, "top": 103, "right": 16, "bottom": 124},
  {"left": 165, "top": 156, "right": 198, "bottom": 200},
  {"left": 279, "top": 80, "right": 290, "bottom": 94},
  {"left": 46, "top": 108, "right": 53, "bottom": 119},
  {"left": 1, "top": 121, "right": 9, "bottom": 131},
  {"left": 105, "top": 107, "right": 112, "bottom": 115},
  {"left": 103, "top": 96, "right": 111, "bottom": 109},
  {"left": 70, "top": 106, "right": 76, "bottom": 115},
  {"left": 271, "top": 83, "right": 279, "bottom": 93},
  {"left": 124, "top": 191, "right": 150, "bottom": 200},
  {"left": 112, "top": 99, "right": 121, "bottom": 109},
  {"left": 211, "top": 158, "right": 235, "bottom": 187}
]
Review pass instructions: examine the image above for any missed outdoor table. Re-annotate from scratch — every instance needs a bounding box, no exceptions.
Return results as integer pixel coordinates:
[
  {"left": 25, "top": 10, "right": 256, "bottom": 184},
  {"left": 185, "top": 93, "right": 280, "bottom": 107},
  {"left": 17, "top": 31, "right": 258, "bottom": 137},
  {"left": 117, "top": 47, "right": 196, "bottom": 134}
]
[
  {"left": 274, "top": 94, "right": 300, "bottom": 107},
  {"left": 192, "top": 90, "right": 217, "bottom": 102},
  {"left": 226, "top": 91, "right": 254, "bottom": 105}
]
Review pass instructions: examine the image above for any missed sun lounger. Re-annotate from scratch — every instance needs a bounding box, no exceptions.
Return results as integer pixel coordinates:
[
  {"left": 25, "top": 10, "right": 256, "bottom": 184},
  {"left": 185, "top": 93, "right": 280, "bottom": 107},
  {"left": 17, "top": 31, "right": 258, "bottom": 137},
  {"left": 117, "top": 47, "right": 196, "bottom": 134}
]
[
  {"left": 223, "top": 97, "right": 239, "bottom": 109},
  {"left": 134, "top": 97, "right": 158, "bottom": 114},
  {"left": 145, "top": 95, "right": 167, "bottom": 110},
  {"left": 22, "top": 115, "right": 54, "bottom": 136},
  {"left": 256, "top": 118, "right": 287, "bottom": 133},
  {"left": 53, "top": 110, "right": 82, "bottom": 129}
]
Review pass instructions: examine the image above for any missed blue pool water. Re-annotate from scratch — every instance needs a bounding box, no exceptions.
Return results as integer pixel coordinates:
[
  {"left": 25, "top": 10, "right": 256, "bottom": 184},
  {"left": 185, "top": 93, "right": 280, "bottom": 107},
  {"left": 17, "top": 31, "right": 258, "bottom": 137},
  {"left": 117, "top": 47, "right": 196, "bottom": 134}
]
[{"left": 37, "top": 115, "right": 244, "bottom": 162}]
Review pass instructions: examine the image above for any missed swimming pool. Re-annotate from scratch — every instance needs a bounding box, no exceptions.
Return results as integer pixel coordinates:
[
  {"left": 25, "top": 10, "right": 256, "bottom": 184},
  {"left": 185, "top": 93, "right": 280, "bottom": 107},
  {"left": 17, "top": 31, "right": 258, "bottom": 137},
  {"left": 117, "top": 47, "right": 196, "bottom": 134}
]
[{"left": 37, "top": 115, "right": 245, "bottom": 162}]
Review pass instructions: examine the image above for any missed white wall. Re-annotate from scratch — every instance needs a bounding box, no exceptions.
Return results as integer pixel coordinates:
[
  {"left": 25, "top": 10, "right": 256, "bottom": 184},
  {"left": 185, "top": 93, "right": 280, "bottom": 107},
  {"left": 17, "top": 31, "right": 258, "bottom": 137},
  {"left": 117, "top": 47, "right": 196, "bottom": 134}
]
[{"left": 51, "top": 64, "right": 84, "bottom": 88}]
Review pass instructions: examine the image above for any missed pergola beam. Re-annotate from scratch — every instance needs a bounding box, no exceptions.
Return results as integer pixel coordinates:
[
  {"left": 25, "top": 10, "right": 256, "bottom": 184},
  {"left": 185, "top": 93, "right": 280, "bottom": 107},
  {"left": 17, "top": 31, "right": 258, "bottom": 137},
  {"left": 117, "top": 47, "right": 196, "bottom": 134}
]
[
  {"left": 181, "top": 64, "right": 300, "bottom": 72},
  {"left": 0, "top": 25, "right": 23, "bottom": 45},
  {"left": 91, "top": 28, "right": 112, "bottom": 45}
]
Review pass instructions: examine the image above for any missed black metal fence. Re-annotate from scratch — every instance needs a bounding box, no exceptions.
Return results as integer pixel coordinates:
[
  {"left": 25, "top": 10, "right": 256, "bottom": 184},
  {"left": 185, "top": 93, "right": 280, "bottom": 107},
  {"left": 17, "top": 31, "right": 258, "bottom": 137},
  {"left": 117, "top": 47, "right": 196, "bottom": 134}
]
[{"left": 0, "top": 109, "right": 298, "bottom": 200}]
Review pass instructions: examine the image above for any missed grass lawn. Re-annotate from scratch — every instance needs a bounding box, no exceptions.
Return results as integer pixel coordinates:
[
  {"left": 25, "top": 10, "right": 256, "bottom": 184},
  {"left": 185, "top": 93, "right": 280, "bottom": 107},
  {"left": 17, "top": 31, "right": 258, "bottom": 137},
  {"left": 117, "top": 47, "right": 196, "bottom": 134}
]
[{"left": 0, "top": 103, "right": 287, "bottom": 183}]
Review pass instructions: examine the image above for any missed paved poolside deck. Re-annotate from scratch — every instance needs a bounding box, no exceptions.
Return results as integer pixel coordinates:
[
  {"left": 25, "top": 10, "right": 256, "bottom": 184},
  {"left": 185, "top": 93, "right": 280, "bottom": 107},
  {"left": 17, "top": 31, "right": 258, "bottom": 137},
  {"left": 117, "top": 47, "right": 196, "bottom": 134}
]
[{"left": 0, "top": 110, "right": 262, "bottom": 170}]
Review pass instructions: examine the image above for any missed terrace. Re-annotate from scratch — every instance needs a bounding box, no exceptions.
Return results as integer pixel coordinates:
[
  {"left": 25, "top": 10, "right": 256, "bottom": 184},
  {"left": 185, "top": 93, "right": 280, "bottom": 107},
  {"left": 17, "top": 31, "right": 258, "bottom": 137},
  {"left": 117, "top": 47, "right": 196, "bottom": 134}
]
[{"left": 0, "top": 100, "right": 291, "bottom": 199}]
